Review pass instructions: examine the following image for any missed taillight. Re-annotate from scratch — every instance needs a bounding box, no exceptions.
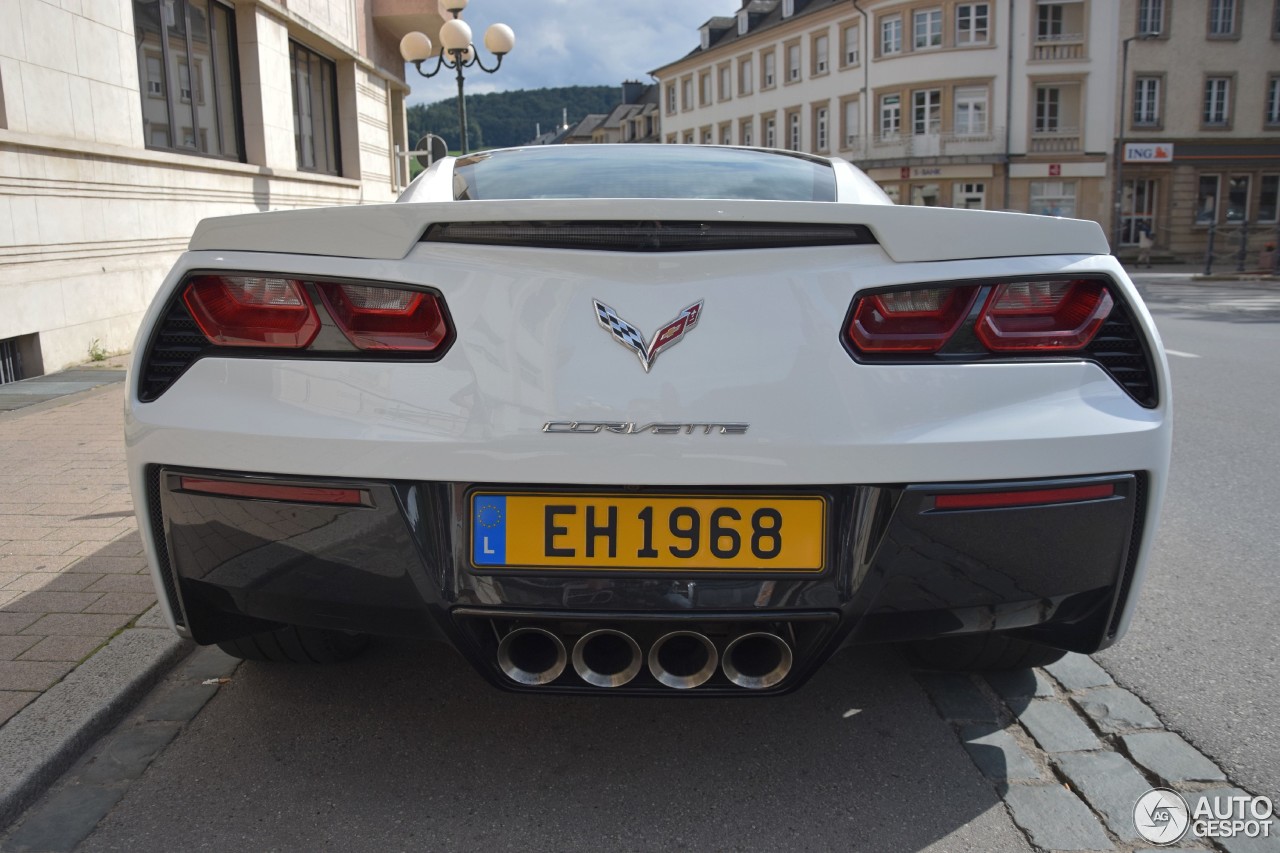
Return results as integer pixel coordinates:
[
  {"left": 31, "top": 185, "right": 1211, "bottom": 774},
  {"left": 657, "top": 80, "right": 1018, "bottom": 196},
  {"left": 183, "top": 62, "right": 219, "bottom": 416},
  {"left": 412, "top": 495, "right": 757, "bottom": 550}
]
[
  {"left": 183, "top": 275, "right": 320, "bottom": 348},
  {"left": 318, "top": 283, "right": 450, "bottom": 351},
  {"left": 975, "top": 280, "right": 1113, "bottom": 352},
  {"left": 847, "top": 286, "right": 980, "bottom": 353}
]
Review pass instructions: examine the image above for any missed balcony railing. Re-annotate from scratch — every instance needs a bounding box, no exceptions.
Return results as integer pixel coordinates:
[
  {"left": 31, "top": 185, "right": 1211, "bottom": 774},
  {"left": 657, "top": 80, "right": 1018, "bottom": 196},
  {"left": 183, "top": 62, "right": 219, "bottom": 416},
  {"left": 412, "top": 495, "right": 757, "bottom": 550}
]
[
  {"left": 1032, "top": 33, "right": 1085, "bottom": 61},
  {"left": 1029, "top": 127, "right": 1081, "bottom": 153},
  {"left": 865, "top": 128, "right": 1004, "bottom": 159}
]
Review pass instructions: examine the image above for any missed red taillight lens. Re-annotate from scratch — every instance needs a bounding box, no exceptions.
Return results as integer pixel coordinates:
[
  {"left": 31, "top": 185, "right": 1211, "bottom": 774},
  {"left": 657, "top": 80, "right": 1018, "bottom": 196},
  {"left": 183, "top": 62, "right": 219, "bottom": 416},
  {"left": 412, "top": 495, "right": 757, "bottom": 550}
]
[
  {"left": 847, "top": 286, "right": 980, "bottom": 353},
  {"left": 318, "top": 283, "right": 450, "bottom": 351},
  {"left": 975, "top": 280, "right": 1113, "bottom": 352},
  {"left": 183, "top": 275, "right": 320, "bottom": 348}
]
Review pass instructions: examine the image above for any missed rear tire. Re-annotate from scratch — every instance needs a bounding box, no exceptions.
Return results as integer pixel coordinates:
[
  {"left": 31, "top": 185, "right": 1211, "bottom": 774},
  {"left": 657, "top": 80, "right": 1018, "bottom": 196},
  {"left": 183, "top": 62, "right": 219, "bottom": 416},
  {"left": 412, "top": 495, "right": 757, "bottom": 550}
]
[
  {"left": 216, "top": 625, "right": 369, "bottom": 664},
  {"left": 902, "top": 633, "right": 1067, "bottom": 672}
]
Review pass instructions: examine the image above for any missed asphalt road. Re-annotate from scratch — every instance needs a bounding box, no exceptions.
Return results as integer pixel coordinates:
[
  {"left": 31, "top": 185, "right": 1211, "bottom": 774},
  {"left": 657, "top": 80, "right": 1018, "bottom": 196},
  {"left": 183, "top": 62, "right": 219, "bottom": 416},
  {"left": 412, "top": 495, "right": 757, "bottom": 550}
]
[
  {"left": 16, "top": 273, "right": 1280, "bottom": 852},
  {"left": 77, "top": 644, "right": 1029, "bottom": 853},
  {"left": 1098, "top": 273, "right": 1280, "bottom": 799}
]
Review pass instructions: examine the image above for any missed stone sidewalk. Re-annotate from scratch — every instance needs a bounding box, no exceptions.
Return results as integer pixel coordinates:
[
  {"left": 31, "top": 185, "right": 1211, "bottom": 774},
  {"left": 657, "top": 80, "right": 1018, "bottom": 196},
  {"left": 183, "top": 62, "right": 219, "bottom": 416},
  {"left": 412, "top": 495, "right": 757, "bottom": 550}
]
[{"left": 0, "top": 381, "right": 158, "bottom": 726}]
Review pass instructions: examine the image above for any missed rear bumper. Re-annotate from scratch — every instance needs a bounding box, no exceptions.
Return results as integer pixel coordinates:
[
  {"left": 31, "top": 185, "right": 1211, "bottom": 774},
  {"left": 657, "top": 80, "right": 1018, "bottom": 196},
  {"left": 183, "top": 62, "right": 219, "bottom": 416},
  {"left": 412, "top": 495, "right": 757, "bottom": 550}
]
[{"left": 145, "top": 467, "right": 1144, "bottom": 694}]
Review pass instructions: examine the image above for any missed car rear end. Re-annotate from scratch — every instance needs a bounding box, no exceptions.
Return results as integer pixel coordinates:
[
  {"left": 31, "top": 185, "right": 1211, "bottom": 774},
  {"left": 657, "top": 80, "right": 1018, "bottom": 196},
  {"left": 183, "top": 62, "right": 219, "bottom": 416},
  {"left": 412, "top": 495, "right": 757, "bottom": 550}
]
[{"left": 126, "top": 151, "right": 1170, "bottom": 695}]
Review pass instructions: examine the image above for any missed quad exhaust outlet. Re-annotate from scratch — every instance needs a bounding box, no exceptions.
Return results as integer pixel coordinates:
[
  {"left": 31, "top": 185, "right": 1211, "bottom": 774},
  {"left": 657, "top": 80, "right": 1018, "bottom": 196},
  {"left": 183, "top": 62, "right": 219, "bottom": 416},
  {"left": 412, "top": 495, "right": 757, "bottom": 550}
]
[{"left": 494, "top": 626, "right": 794, "bottom": 690}]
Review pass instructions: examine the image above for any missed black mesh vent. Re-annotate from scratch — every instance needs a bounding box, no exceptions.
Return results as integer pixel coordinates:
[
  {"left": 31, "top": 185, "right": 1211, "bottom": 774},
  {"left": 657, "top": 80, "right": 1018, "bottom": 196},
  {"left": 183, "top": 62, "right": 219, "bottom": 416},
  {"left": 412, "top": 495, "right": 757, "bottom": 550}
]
[
  {"left": 138, "top": 300, "right": 207, "bottom": 402},
  {"left": 146, "top": 466, "right": 186, "bottom": 629},
  {"left": 422, "top": 221, "right": 877, "bottom": 252},
  {"left": 1083, "top": 300, "right": 1159, "bottom": 408},
  {"left": 1107, "top": 472, "right": 1148, "bottom": 639}
]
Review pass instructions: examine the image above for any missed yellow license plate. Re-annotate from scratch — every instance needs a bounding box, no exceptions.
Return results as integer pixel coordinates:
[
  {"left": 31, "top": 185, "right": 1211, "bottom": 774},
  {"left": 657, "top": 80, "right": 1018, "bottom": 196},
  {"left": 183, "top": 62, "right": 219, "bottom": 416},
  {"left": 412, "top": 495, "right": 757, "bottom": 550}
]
[{"left": 469, "top": 492, "right": 826, "bottom": 573}]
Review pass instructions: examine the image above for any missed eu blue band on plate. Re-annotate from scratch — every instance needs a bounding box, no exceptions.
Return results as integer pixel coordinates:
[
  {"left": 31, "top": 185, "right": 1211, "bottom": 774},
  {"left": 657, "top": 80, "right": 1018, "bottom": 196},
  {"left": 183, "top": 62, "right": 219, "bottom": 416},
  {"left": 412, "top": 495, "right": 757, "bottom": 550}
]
[{"left": 472, "top": 495, "right": 506, "bottom": 565}]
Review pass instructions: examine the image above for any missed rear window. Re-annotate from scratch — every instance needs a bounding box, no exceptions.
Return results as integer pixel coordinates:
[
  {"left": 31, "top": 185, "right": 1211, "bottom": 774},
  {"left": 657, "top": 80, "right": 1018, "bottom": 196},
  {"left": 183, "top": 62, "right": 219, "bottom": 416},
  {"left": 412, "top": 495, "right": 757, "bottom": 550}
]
[{"left": 451, "top": 146, "right": 836, "bottom": 202}]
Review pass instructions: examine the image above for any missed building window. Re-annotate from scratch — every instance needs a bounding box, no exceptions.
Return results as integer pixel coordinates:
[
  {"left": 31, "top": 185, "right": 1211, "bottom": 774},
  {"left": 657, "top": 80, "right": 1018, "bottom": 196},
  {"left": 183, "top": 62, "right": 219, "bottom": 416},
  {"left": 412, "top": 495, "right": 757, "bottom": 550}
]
[
  {"left": 132, "top": 0, "right": 242, "bottom": 160},
  {"left": 954, "top": 86, "right": 988, "bottom": 135},
  {"left": 1035, "top": 87, "right": 1061, "bottom": 132},
  {"left": 666, "top": 84, "right": 676, "bottom": 115},
  {"left": 703, "top": 127, "right": 713, "bottom": 144},
  {"left": 786, "top": 43, "right": 801, "bottom": 83},
  {"left": 1225, "top": 176, "right": 1249, "bottom": 222},
  {"left": 1037, "top": 4, "right": 1063, "bottom": 39},
  {"left": 764, "top": 116, "right": 776, "bottom": 147},
  {"left": 783, "top": 0, "right": 794, "bottom": 17},
  {"left": 879, "top": 93, "right": 901, "bottom": 138},
  {"left": 1134, "top": 77, "right": 1160, "bottom": 126},
  {"left": 842, "top": 24, "right": 860, "bottom": 65},
  {"left": 956, "top": 4, "right": 989, "bottom": 45},
  {"left": 684, "top": 131, "right": 694, "bottom": 144},
  {"left": 1203, "top": 77, "right": 1230, "bottom": 126},
  {"left": 682, "top": 77, "right": 693, "bottom": 111},
  {"left": 763, "top": 51, "right": 776, "bottom": 88},
  {"left": 1029, "top": 181, "right": 1076, "bottom": 218},
  {"left": 718, "top": 65, "right": 731, "bottom": 100},
  {"left": 741, "top": 117, "right": 754, "bottom": 146},
  {"left": 1259, "top": 175, "right": 1278, "bottom": 222},
  {"left": 843, "top": 99, "right": 860, "bottom": 146},
  {"left": 740, "top": 57, "right": 753, "bottom": 95},
  {"left": 953, "top": 182, "right": 986, "bottom": 209},
  {"left": 290, "top": 41, "right": 339, "bottom": 175},
  {"left": 813, "top": 34, "right": 829, "bottom": 75},
  {"left": 1137, "top": 0, "right": 1164, "bottom": 35},
  {"left": 912, "top": 89, "right": 941, "bottom": 135},
  {"left": 788, "top": 111, "right": 801, "bottom": 150},
  {"left": 1195, "top": 175, "right": 1219, "bottom": 224},
  {"left": 721, "top": 123, "right": 732, "bottom": 145},
  {"left": 1208, "top": 0, "right": 1237, "bottom": 36},
  {"left": 881, "top": 16, "right": 903, "bottom": 55},
  {"left": 700, "top": 72, "right": 712, "bottom": 106},
  {"left": 913, "top": 9, "right": 942, "bottom": 49},
  {"left": 738, "top": 9, "right": 749, "bottom": 35},
  {"left": 1267, "top": 77, "right": 1280, "bottom": 125},
  {"left": 815, "top": 106, "right": 829, "bottom": 150}
]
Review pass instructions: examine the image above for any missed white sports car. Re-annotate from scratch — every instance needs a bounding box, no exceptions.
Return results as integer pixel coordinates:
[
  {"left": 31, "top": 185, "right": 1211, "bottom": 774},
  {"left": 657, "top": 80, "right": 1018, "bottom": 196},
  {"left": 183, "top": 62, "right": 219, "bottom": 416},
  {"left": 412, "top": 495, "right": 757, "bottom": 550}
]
[{"left": 126, "top": 145, "right": 1170, "bottom": 694}]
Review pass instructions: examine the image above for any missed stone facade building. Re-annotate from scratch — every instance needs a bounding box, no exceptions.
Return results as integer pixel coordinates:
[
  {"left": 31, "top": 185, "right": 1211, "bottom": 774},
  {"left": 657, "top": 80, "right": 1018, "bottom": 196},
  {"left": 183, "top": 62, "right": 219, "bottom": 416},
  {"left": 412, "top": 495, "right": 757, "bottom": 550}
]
[
  {"left": 0, "top": 0, "right": 434, "bottom": 379},
  {"left": 1115, "top": 0, "right": 1280, "bottom": 265}
]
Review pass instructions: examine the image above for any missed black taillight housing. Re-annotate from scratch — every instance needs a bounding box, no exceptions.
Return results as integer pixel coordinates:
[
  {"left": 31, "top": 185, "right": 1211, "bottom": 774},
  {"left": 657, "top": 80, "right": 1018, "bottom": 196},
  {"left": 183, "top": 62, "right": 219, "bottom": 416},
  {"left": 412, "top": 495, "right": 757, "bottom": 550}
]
[
  {"left": 844, "top": 276, "right": 1159, "bottom": 408},
  {"left": 137, "top": 273, "right": 455, "bottom": 402}
]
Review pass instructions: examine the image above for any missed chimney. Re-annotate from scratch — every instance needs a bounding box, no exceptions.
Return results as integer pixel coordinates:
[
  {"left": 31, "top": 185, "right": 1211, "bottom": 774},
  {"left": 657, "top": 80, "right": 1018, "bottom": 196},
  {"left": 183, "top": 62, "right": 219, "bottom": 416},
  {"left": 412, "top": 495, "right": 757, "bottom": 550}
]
[{"left": 621, "top": 80, "right": 646, "bottom": 104}]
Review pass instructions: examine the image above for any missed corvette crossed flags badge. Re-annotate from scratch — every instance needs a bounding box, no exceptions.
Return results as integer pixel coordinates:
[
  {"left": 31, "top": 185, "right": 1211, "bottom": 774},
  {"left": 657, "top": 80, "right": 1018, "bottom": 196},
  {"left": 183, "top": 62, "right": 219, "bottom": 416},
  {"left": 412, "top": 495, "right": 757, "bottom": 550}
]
[{"left": 593, "top": 299, "right": 704, "bottom": 373}]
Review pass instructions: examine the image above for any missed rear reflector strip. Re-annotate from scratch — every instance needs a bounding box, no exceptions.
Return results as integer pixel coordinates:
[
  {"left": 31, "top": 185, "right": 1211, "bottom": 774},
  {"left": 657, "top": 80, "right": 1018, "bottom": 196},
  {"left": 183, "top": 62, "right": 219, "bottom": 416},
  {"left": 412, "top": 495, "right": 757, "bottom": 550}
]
[
  {"left": 178, "top": 477, "right": 368, "bottom": 506},
  {"left": 934, "top": 484, "right": 1116, "bottom": 510},
  {"left": 422, "top": 221, "right": 877, "bottom": 252}
]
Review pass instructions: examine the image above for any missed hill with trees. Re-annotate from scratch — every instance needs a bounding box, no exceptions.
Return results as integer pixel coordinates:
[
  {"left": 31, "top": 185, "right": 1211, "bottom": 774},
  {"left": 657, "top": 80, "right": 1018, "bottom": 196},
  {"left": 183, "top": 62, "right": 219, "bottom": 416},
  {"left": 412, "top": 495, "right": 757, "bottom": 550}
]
[{"left": 406, "top": 85, "right": 622, "bottom": 151}]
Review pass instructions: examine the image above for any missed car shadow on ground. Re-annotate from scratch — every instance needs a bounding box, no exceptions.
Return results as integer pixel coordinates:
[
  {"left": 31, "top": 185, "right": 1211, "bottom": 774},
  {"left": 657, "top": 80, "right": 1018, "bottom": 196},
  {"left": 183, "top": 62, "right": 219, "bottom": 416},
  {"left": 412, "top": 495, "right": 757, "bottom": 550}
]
[{"left": 79, "top": 638, "right": 1026, "bottom": 852}]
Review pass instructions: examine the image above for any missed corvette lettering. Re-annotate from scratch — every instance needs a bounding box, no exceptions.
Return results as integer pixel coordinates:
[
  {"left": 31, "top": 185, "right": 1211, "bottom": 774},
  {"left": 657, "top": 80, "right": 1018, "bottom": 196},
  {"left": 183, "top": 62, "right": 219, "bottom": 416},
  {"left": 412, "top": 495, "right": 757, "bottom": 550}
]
[{"left": 542, "top": 422, "right": 749, "bottom": 435}]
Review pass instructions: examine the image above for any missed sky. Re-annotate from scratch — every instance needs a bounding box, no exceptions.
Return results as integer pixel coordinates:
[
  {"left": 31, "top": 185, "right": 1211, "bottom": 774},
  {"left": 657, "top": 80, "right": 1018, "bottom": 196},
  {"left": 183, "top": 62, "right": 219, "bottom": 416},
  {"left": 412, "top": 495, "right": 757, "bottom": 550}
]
[{"left": 403, "top": 0, "right": 731, "bottom": 106}]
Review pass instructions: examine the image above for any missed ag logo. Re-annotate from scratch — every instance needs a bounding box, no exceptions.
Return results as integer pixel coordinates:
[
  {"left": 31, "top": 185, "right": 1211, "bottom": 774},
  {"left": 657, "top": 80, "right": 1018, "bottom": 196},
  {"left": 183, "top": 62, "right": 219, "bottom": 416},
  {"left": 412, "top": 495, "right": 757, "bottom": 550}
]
[
  {"left": 593, "top": 299, "right": 703, "bottom": 373},
  {"left": 1134, "top": 788, "right": 1190, "bottom": 845}
]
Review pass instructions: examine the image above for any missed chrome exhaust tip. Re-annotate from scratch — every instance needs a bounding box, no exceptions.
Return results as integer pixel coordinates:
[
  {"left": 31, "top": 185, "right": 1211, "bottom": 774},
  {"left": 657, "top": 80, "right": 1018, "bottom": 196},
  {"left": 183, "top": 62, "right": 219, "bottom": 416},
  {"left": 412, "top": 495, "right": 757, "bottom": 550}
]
[
  {"left": 648, "top": 631, "right": 718, "bottom": 689},
  {"left": 497, "top": 627, "right": 567, "bottom": 685},
  {"left": 572, "top": 629, "right": 643, "bottom": 688},
  {"left": 722, "top": 632, "right": 793, "bottom": 690}
]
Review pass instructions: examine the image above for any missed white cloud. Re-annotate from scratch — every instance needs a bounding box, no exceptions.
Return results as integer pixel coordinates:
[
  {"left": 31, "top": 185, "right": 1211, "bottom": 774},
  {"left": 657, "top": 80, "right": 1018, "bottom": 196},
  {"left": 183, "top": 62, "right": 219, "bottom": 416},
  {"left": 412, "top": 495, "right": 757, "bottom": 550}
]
[{"left": 404, "top": 0, "right": 729, "bottom": 105}]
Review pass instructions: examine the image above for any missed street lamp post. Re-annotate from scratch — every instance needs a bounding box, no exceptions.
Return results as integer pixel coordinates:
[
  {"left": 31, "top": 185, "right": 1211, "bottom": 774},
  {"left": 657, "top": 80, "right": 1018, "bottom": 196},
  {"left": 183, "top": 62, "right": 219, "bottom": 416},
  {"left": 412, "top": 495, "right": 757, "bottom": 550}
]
[
  {"left": 399, "top": 0, "right": 515, "bottom": 155},
  {"left": 1113, "top": 32, "right": 1158, "bottom": 250}
]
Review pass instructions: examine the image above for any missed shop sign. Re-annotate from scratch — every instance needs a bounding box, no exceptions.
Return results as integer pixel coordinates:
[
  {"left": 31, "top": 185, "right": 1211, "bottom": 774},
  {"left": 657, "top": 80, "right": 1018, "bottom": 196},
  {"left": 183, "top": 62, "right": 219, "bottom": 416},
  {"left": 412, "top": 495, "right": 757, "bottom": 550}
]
[{"left": 1124, "top": 143, "right": 1174, "bottom": 163}]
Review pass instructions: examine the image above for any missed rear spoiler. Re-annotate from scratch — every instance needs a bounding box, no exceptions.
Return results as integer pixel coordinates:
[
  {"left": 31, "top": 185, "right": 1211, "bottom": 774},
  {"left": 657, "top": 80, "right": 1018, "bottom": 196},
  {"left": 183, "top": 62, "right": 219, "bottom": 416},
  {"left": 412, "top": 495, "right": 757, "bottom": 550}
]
[{"left": 189, "top": 198, "right": 1109, "bottom": 263}]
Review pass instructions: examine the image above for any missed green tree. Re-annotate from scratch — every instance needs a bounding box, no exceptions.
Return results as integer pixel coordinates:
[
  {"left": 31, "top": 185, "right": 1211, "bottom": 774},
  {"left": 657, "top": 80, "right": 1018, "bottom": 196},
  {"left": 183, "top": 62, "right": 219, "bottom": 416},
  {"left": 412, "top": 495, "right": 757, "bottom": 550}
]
[{"left": 407, "top": 85, "right": 622, "bottom": 151}]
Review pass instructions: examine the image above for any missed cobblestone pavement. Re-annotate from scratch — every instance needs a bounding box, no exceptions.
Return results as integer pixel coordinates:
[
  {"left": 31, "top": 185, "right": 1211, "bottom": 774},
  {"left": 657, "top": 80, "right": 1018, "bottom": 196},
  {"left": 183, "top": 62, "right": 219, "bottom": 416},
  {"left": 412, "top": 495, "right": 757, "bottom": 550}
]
[
  {"left": 0, "top": 383, "right": 156, "bottom": 727},
  {"left": 919, "top": 655, "right": 1280, "bottom": 852}
]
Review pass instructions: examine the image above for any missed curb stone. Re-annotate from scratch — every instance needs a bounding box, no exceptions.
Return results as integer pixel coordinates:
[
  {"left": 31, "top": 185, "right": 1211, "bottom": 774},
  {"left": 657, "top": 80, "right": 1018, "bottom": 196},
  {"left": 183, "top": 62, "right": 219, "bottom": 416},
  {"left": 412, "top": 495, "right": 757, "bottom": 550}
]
[{"left": 0, "top": 609, "right": 191, "bottom": 829}]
